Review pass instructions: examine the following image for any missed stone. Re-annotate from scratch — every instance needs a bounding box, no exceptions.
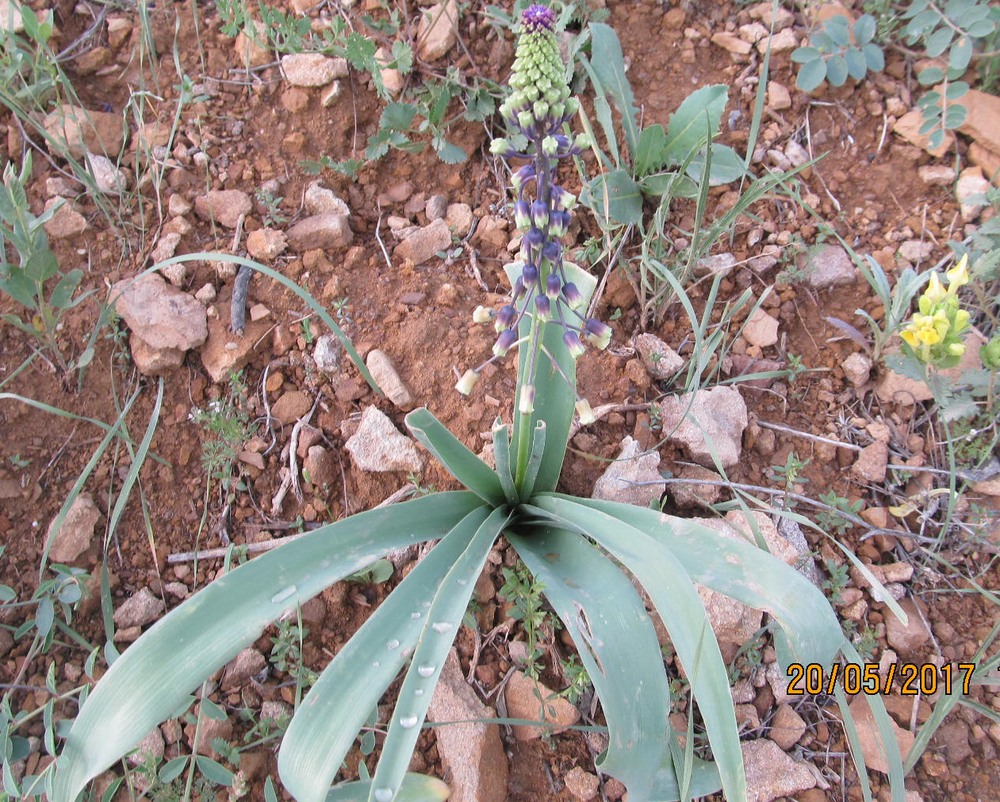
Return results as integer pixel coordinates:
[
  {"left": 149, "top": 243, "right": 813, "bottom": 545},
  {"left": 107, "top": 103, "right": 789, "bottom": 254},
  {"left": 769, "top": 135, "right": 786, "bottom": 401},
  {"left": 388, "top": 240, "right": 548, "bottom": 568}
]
[
  {"left": 47, "top": 493, "right": 100, "bottom": 563},
  {"left": 286, "top": 214, "right": 353, "bottom": 251},
  {"left": 126, "top": 728, "right": 165, "bottom": 767},
  {"left": 313, "top": 333, "right": 342, "bottom": 374},
  {"left": 634, "top": 333, "right": 683, "bottom": 379},
  {"left": 504, "top": 670, "right": 580, "bottom": 742},
  {"left": 43, "top": 104, "right": 126, "bottom": 160},
  {"left": 748, "top": 2, "right": 795, "bottom": 30},
  {"left": 304, "top": 181, "right": 350, "bottom": 216},
  {"left": 769, "top": 703, "right": 807, "bottom": 751},
  {"left": 393, "top": 218, "right": 452, "bottom": 266},
  {"left": 86, "top": 152, "right": 126, "bottom": 194},
  {"left": 43, "top": 197, "right": 88, "bottom": 239},
  {"left": 222, "top": 648, "right": 266, "bottom": 691},
  {"left": 374, "top": 46, "right": 404, "bottom": 94},
  {"left": 303, "top": 446, "right": 338, "bottom": 489},
  {"left": 846, "top": 696, "right": 913, "bottom": 773},
  {"left": 1, "top": 0, "right": 25, "bottom": 33},
  {"left": 416, "top": 0, "right": 459, "bottom": 61},
  {"left": 234, "top": 20, "right": 270, "bottom": 68},
  {"left": 199, "top": 317, "right": 269, "bottom": 384},
  {"left": 280, "top": 53, "right": 348, "bottom": 86},
  {"left": 957, "top": 89, "right": 1000, "bottom": 162},
  {"left": 885, "top": 597, "right": 931, "bottom": 654},
  {"left": 956, "top": 165, "right": 990, "bottom": 222},
  {"left": 918, "top": 165, "right": 955, "bottom": 186},
  {"left": 670, "top": 465, "right": 722, "bottom": 509},
  {"left": 969, "top": 142, "right": 1000, "bottom": 186},
  {"left": 194, "top": 190, "right": 252, "bottom": 229},
  {"left": 937, "top": 721, "right": 972, "bottom": 764},
  {"left": 898, "top": 239, "right": 933, "bottom": 263},
  {"left": 784, "top": 140, "right": 809, "bottom": 168},
  {"left": 113, "top": 587, "right": 165, "bottom": 628},
  {"left": 711, "top": 31, "right": 752, "bottom": 56},
  {"left": 800, "top": 243, "right": 856, "bottom": 288},
  {"left": 760, "top": 28, "right": 798, "bottom": 54},
  {"left": 186, "top": 706, "right": 234, "bottom": 759},
  {"left": 271, "top": 390, "right": 312, "bottom": 425},
  {"left": 563, "top": 767, "right": 599, "bottom": 800},
  {"left": 741, "top": 739, "right": 816, "bottom": 802},
  {"left": 129, "top": 335, "right": 185, "bottom": 375},
  {"left": 853, "top": 441, "right": 889, "bottom": 483},
  {"left": 149, "top": 233, "right": 183, "bottom": 284},
  {"left": 365, "top": 349, "right": 414, "bottom": 410},
  {"left": 445, "top": 203, "right": 474, "bottom": 236},
  {"left": 246, "top": 228, "right": 287, "bottom": 261},
  {"left": 695, "top": 252, "right": 737, "bottom": 277},
  {"left": 425, "top": 194, "right": 448, "bottom": 221},
  {"left": 112, "top": 273, "right": 208, "bottom": 352},
  {"left": 591, "top": 436, "right": 665, "bottom": 508},
  {"left": 428, "top": 650, "right": 507, "bottom": 802},
  {"left": 843, "top": 352, "right": 872, "bottom": 387},
  {"left": 659, "top": 386, "right": 748, "bottom": 468},
  {"left": 345, "top": 406, "right": 422, "bottom": 473},
  {"left": 894, "top": 109, "right": 954, "bottom": 158},
  {"left": 767, "top": 81, "right": 791, "bottom": 111},
  {"left": 743, "top": 308, "right": 779, "bottom": 348}
]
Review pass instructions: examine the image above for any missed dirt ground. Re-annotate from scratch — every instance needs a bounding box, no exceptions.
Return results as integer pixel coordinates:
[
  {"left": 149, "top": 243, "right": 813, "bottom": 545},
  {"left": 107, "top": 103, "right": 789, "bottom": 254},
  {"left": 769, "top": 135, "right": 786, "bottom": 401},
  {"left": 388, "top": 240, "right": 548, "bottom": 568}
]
[{"left": 1, "top": 1, "right": 998, "bottom": 800}]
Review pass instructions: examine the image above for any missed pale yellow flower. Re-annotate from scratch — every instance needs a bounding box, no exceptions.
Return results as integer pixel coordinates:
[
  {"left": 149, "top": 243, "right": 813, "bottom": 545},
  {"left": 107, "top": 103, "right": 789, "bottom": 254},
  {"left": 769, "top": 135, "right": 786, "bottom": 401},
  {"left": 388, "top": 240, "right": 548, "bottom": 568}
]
[{"left": 946, "top": 254, "right": 970, "bottom": 290}]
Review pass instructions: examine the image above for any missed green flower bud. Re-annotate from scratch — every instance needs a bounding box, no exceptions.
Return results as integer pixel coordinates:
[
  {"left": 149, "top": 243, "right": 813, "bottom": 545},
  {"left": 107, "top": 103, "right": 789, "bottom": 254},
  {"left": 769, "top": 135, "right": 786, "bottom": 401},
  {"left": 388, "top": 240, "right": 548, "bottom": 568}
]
[{"left": 982, "top": 337, "right": 1000, "bottom": 370}]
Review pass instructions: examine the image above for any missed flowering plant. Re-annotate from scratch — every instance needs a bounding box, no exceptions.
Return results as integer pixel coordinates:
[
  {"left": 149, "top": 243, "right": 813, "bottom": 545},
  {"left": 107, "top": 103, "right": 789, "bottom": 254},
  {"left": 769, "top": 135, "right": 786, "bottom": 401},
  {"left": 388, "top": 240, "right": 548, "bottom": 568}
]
[
  {"left": 900, "top": 254, "right": 971, "bottom": 367},
  {"left": 53, "top": 8, "right": 878, "bottom": 802}
]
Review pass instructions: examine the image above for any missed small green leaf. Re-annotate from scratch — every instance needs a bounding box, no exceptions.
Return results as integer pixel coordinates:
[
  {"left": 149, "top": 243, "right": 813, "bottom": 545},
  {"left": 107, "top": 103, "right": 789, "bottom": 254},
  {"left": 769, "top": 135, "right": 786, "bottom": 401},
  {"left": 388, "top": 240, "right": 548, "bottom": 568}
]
[
  {"left": 583, "top": 169, "right": 643, "bottom": 226},
  {"left": 945, "top": 81, "right": 969, "bottom": 100},
  {"left": 926, "top": 26, "right": 954, "bottom": 58},
  {"left": 864, "top": 42, "right": 885, "bottom": 71},
  {"left": 25, "top": 250, "right": 59, "bottom": 283},
  {"left": 917, "top": 65, "right": 945, "bottom": 85},
  {"left": 824, "top": 16, "right": 852, "bottom": 47},
  {"left": 944, "top": 104, "right": 968, "bottom": 129},
  {"left": 826, "top": 54, "right": 849, "bottom": 86},
  {"left": 928, "top": 129, "right": 945, "bottom": 150},
  {"left": 343, "top": 32, "right": 376, "bottom": 70},
  {"left": 844, "top": 48, "right": 868, "bottom": 80},
  {"left": 158, "top": 756, "right": 189, "bottom": 784},
  {"left": 966, "top": 18, "right": 996, "bottom": 38},
  {"left": 854, "top": 14, "right": 876, "bottom": 45},
  {"left": 949, "top": 36, "right": 973, "bottom": 72},
  {"left": 49, "top": 269, "right": 83, "bottom": 309},
  {"left": 380, "top": 102, "right": 417, "bottom": 132},
  {"left": 433, "top": 139, "right": 467, "bottom": 164},
  {"left": 634, "top": 124, "right": 668, "bottom": 176},
  {"left": 790, "top": 46, "right": 820, "bottom": 64},
  {"left": 196, "top": 756, "right": 234, "bottom": 787},
  {"left": 796, "top": 57, "right": 827, "bottom": 92},
  {"left": 390, "top": 40, "right": 413, "bottom": 74}
]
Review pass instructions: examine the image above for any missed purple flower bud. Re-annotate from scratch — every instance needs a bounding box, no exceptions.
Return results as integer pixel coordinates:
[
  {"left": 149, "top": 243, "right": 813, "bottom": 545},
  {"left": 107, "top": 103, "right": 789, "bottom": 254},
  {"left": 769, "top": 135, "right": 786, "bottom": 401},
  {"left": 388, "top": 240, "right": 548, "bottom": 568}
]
[
  {"left": 524, "top": 227, "right": 544, "bottom": 248},
  {"left": 522, "top": 4, "right": 556, "bottom": 32},
  {"left": 521, "top": 262, "right": 539, "bottom": 287},
  {"left": 512, "top": 276, "right": 526, "bottom": 301},
  {"left": 563, "top": 331, "right": 585, "bottom": 359},
  {"left": 493, "top": 328, "right": 518, "bottom": 357},
  {"left": 511, "top": 165, "right": 535, "bottom": 192},
  {"left": 583, "top": 318, "right": 612, "bottom": 349},
  {"left": 546, "top": 273, "right": 562, "bottom": 299},
  {"left": 531, "top": 199, "right": 549, "bottom": 229},
  {"left": 496, "top": 304, "right": 517, "bottom": 331},
  {"left": 513, "top": 200, "right": 531, "bottom": 230},
  {"left": 541, "top": 239, "right": 561, "bottom": 263},
  {"left": 518, "top": 384, "right": 535, "bottom": 414},
  {"left": 534, "top": 295, "right": 551, "bottom": 320},
  {"left": 562, "top": 282, "right": 583, "bottom": 309},
  {"left": 548, "top": 210, "right": 569, "bottom": 238}
]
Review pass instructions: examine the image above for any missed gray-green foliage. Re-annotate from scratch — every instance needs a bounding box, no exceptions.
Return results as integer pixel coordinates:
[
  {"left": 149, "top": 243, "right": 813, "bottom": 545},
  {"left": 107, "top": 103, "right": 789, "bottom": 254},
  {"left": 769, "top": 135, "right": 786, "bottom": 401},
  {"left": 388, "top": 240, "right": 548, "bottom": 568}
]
[{"left": 791, "top": 14, "right": 885, "bottom": 91}]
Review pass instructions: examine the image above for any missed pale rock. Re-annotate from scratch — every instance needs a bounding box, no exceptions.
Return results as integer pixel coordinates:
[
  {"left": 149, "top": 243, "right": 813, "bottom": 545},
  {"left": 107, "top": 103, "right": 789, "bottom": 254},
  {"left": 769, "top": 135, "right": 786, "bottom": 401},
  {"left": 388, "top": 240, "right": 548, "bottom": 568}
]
[
  {"left": 885, "top": 597, "right": 931, "bottom": 654},
  {"left": 747, "top": 2, "right": 795, "bottom": 30},
  {"left": 45, "top": 176, "right": 76, "bottom": 197},
  {"left": 956, "top": 165, "right": 990, "bottom": 222},
  {"left": 894, "top": 109, "right": 954, "bottom": 158},
  {"left": 320, "top": 81, "right": 342, "bottom": 107},
  {"left": 695, "top": 252, "right": 737, "bottom": 277},
  {"left": 741, "top": 739, "right": 816, "bottom": 802},
  {"left": 43, "top": 104, "right": 127, "bottom": 160},
  {"left": 634, "top": 333, "right": 683, "bottom": 379},
  {"left": 428, "top": 650, "right": 507, "bottom": 802},
  {"left": 365, "top": 349, "right": 414, "bottom": 410},
  {"left": 280, "top": 53, "right": 348, "bottom": 86},
  {"left": 303, "top": 446, "right": 338, "bottom": 489},
  {"left": 129, "top": 335, "right": 184, "bottom": 375},
  {"left": 767, "top": 82, "right": 791, "bottom": 111},
  {"left": 445, "top": 202, "right": 474, "bottom": 236},
  {"left": 150, "top": 232, "right": 183, "bottom": 276},
  {"left": 769, "top": 703, "right": 807, "bottom": 750},
  {"left": 563, "top": 767, "right": 599, "bottom": 801},
  {"left": 739, "top": 22, "right": 768, "bottom": 43},
  {"left": 47, "top": 493, "right": 100, "bottom": 563},
  {"left": 957, "top": 89, "right": 1000, "bottom": 165},
  {"left": 43, "top": 197, "right": 88, "bottom": 239},
  {"left": 918, "top": 164, "right": 955, "bottom": 186},
  {"left": 234, "top": 20, "right": 270, "bottom": 68},
  {"left": 374, "top": 46, "right": 404, "bottom": 94},
  {"left": 200, "top": 316, "right": 269, "bottom": 383},
  {"left": 168, "top": 193, "right": 192, "bottom": 216},
  {"left": 304, "top": 181, "right": 350, "bottom": 216},
  {"left": 711, "top": 31, "right": 752, "bottom": 56},
  {"left": 591, "top": 436, "right": 665, "bottom": 508},
  {"left": 938, "top": 721, "right": 972, "bottom": 764},
  {"left": 393, "top": 217, "right": 451, "bottom": 265},
  {"left": 194, "top": 283, "right": 216, "bottom": 305},
  {"left": 853, "top": 441, "right": 889, "bottom": 483},
  {"left": 800, "top": 242, "right": 856, "bottom": 288},
  {"left": 246, "top": 228, "right": 287, "bottom": 261},
  {"left": 112, "top": 273, "right": 208, "bottom": 352},
  {"left": 313, "top": 333, "right": 342, "bottom": 374},
  {"left": 425, "top": 194, "right": 448, "bottom": 221},
  {"left": 222, "top": 648, "right": 266, "bottom": 691},
  {"left": 194, "top": 189, "right": 252, "bottom": 229},
  {"left": 898, "top": 239, "right": 933, "bottom": 263},
  {"left": 726, "top": 510, "right": 809, "bottom": 570},
  {"left": 416, "top": 0, "right": 459, "bottom": 61},
  {"left": 186, "top": 708, "right": 234, "bottom": 759},
  {"left": 1, "top": 0, "right": 25, "bottom": 33},
  {"left": 876, "top": 329, "right": 987, "bottom": 405},
  {"left": 86, "top": 152, "right": 126, "bottom": 193},
  {"left": 670, "top": 465, "right": 722, "bottom": 508},
  {"left": 113, "top": 587, "right": 165, "bottom": 628},
  {"left": 760, "top": 27, "right": 798, "bottom": 53},
  {"left": 767, "top": 148, "right": 791, "bottom": 172},
  {"left": 659, "top": 386, "right": 748, "bottom": 468},
  {"left": 346, "top": 406, "right": 422, "bottom": 473},
  {"left": 271, "top": 390, "right": 312, "bottom": 425},
  {"left": 846, "top": 696, "right": 913, "bottom": 773},
  {"left": 286, "top": 214, "right": 353, "bottom": 251},
  {"left": 126, "top": 728, "right": 165, "bottom": 767},
  {"left": 969, "top": 142, "right": 1000, "bottom": 187},
  {"left": 106, "top": 16, "right": 131, "bottom": 49},
  {"left": 743, "top": 308, "right": 779, "bottom": 348},
  {"left": 784, "top": 139, "right": 809, "bottom": 168},
  {"left": 843, "top": 352, "right": 873, "bottom": 387},
  {"left": 504, "top": 670, "right": 580, "bottom": 741}
]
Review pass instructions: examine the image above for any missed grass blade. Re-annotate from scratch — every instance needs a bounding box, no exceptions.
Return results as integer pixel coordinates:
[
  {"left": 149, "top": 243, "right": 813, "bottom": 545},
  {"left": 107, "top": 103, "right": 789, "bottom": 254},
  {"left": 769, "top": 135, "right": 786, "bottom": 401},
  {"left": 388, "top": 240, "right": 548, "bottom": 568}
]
[{"left": 325, "top": 774, "right": 449, "bottom": 802}]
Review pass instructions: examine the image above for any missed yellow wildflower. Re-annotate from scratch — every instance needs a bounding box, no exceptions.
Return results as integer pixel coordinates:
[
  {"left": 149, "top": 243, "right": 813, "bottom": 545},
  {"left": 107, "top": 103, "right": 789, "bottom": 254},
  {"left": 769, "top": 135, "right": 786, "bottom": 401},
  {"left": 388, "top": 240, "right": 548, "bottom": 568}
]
[{"left": 946, "top": 254, "right": 970, "bottom": 290}]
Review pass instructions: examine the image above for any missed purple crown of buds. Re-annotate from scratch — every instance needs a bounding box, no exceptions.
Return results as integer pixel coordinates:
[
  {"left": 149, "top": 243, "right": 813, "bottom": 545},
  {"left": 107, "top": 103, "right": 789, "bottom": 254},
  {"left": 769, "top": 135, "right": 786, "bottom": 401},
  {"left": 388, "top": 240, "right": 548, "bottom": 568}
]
[{"left": 521, "top": 4, "right": 556, "bottom": 32}]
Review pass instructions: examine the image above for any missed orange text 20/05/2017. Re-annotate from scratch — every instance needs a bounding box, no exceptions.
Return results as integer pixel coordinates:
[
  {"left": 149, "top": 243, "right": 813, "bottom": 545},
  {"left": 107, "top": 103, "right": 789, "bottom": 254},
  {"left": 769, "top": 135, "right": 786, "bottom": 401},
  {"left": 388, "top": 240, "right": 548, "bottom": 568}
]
[{"left": 785, "top": 662, "right": 977, "bottom": 696}]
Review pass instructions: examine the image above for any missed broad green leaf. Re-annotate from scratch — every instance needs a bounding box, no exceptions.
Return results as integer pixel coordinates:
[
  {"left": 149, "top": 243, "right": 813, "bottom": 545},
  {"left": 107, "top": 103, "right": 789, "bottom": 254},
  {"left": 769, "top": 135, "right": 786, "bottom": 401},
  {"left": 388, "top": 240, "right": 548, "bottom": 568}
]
[
  {"left": 25, "top": 249, "right": 58, "bottom": 283},
  {"left": 687, "top": 145, "right": 746, "bottom": 186},
  {"left": 945, "top": 80, "right": 969, "bottom": 100},
  {"left": 826, "top": 54, "right": 849, "bottom": 86},
  {"left": 48, "top": 269, "right": 83, "bottom": 309},
  {"left": 504, "top": 261, "right": 596, "bottom": 495},
  {"left": 663, "top": 84, "right": 727, "bottom": 165},
  {"left": 796, "top": 57, "right": 827, "bottom": 92},
  {"left": 640, "top": 171, "right": 695, "bottom": 199},
  {"left": 583, "top": 169, "right": 643, "bottom": 226},
  {"left": 587, "top": 23, "right": 640, "bottom": 157},
  {"left": 578, "top": 56, "right": 620, "bottom": 166},
  {"left": 52, "top": 492, "right": 482, "bottom": 802},
  {"left": 531, "top": 497, "right": 746, "bottom": 802},
  {"left": 371, "top": 507, "right": 508, "bottom": 800},
  {"left": 491, "top": 420, "right": 518, "bottom": 504},
  {"left": 380, "top": 102, "right": 417, "bottom": 132},
  {"left": 966, "top": 18, "right": 996, "bottom": 38},
  {"left": 158, "top": 756, "right": 188, "bottom": 785},
  {"left": 825, "top": 15, "right": 852, "bottom": 47},
  {"left": 325, "top": 774, "right": 449, "bottom": 802},
  {"left": 405, "top": 408, "right": 504, "bottom": 505},
  {"left": 278, "top": 505, "right": 492, "bottom": 802},
  {"left": 562, "top": 497, "right": 845, "bottom": 666},
  {"left": 634, "top": 124, "right": 668, "bottom": 177},
  {"left": 0, "top": 270, "right": 37, "bottom": 308}
]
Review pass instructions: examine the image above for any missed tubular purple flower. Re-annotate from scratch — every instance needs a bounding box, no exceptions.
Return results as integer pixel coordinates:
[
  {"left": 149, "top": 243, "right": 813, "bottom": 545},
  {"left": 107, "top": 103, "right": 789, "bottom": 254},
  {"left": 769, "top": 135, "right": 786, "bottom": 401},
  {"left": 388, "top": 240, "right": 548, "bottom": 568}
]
[
  {"left": 534, "top": 295, "right": 551, "bottom": 320},
  {"left": 546, "top": 273, "right": 562, "bottom": 299},
  {"left": 493, "top": 328, "right": 518, "bottom": 357},
  {"left": 562, "top": 282, "right": 583, "bottom": 309},
  {"left": 512, "top": 276, "right": 526, "bottom": 301},
  {"left": 541, "top": 240, "right": 561, "bottom": 263},
  {"left": 496, "top": 304, "right": 517, "bottom": 331},
  {"left": 563, "top": 331, "right": 585, "bottom": 359},
  {"left": 531, "top": 199, "right": 549, "bottom": 229},
  {"left": 521, "top": 262, "right": 539, "bottom": 287},
  {"left": 513, "top": 200, "right": 531, "bottom": 230},
  {"left": 522, "top": 4, "right": 556, "bottom": 32},
  {"left": 511, "top": 165, "right": 535, "bottom": 192},
  {"left": 583, "top": 318, "right": 612, "bottom": 350},
  {"left": 548, "top": 210, "right": 569, "bottom": 239}
]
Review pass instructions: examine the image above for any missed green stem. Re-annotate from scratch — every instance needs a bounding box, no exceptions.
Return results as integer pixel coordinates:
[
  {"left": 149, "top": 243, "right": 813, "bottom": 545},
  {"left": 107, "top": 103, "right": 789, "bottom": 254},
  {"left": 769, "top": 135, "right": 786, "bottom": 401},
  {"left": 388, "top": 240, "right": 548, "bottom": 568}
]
[{"left": 514, "top": 312, "right": 543, "bottom": 490}]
